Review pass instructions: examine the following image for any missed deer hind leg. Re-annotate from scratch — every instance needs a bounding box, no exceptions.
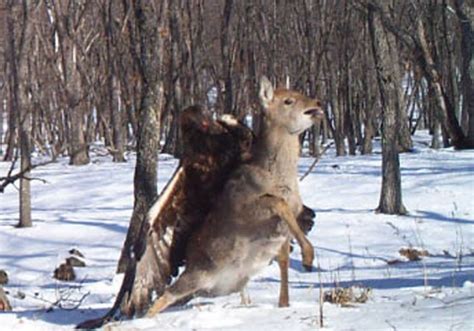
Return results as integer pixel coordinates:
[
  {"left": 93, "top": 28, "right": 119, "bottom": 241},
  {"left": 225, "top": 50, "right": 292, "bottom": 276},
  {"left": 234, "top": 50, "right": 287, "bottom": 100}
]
[
  {"left": 262, "top": 195, "right": 314, "bottom": 271},
  {"left": 146, "top": 292, "right": 175, "bottom": 317},
  {"left": 146, "top": 270, "right": 203, "bottom": 317},
  {"left": 277, "top": 239, "right": 290, "bottom": 307},
  {"left": 239, "top": 287, "right": 251, "bottom": 305}
]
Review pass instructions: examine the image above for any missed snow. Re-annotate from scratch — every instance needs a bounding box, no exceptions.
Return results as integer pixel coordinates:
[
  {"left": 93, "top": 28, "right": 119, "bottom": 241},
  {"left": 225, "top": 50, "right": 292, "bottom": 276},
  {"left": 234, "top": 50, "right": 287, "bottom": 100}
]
[{"left": 0, "top": 132, "right": 473, "bottom": 330}]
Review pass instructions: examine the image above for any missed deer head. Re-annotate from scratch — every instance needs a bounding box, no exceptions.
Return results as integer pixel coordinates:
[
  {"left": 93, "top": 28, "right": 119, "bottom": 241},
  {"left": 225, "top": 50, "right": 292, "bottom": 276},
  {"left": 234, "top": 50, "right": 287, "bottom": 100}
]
[{"left": 259, "top": 76, "right": 324, "bottom": 135}]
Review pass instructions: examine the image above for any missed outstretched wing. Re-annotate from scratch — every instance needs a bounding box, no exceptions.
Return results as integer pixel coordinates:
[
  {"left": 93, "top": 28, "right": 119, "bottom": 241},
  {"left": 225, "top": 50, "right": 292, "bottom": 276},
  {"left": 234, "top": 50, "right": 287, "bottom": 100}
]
[
  {"left": 75, "top": 166, "right": 188, "bottom": 329},
  {"left": 77, "top": 106, "right": 253, "bottom": 328},
  {"left": 123, "top": 105, "right": 254, "bottom": 317},
  {"left": 123, "top": 165, "right": 186, "bottom": 316}
]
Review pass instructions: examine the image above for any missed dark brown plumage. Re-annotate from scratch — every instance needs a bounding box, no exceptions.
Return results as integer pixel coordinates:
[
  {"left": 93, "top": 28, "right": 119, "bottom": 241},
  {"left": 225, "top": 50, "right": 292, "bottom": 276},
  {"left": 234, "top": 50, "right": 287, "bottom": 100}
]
[{"left": 160, "top": 106, "right": 254, "bottom": 278}]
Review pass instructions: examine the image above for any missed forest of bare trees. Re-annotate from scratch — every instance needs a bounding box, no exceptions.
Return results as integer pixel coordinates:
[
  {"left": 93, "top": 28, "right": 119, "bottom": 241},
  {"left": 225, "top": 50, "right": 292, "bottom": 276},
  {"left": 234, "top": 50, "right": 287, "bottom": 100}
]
[{"left": 0, "top": 1, "right": 472, "bottom": 228}]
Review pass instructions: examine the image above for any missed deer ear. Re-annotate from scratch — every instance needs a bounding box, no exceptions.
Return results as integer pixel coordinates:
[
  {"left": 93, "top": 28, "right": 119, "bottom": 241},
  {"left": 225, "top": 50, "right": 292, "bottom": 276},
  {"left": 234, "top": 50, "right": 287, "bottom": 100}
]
[{"left": 259, "top": 76, "right": 274, "bottom": 108}]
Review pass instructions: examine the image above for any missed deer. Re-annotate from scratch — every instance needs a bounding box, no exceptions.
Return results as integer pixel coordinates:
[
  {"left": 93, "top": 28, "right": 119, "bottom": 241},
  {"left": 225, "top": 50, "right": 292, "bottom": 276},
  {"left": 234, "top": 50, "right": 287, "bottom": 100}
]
[
  {"left": 76, "top": 98, "right": 319, "bottom": 329},
  {"left": 146, "top": 76, "right": 323, "bottom": 316}
]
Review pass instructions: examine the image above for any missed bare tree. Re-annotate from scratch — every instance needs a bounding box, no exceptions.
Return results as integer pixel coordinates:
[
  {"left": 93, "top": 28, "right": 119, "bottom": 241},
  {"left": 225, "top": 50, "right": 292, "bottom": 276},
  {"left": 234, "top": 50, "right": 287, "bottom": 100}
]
[
  {"left": 6, "top": 0, "right": 32, "bottom": 227},
  {"left": 101, "top": 0, "right": 126, "bottom": 162},
  {"left": 367, "top": 2, "right": 407, "bottom": 215}
]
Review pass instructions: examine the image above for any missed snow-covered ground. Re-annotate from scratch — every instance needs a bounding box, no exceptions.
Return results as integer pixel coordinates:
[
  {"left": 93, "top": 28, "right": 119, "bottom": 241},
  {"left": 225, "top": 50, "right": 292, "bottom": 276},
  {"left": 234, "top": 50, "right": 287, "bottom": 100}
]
[{"left": 0, "top": 133, "right": 473, "bottom": 330}]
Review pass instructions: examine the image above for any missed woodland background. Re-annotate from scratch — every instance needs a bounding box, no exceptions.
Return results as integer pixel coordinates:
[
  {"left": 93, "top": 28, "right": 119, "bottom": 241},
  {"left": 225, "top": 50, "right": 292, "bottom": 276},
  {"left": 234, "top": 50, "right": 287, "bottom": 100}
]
[
  {"left": 0, "top": 0, "right": 473, "bottom": 273},
  {"left": 0, "top": 1, "right": 473, "bottom": 329}
]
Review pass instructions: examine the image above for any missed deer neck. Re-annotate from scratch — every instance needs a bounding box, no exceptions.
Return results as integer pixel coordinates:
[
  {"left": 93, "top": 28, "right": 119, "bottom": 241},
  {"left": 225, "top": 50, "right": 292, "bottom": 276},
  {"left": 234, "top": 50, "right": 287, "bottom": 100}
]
[{"left": 252, "top": 120, "right": 300, "bottom": 186}]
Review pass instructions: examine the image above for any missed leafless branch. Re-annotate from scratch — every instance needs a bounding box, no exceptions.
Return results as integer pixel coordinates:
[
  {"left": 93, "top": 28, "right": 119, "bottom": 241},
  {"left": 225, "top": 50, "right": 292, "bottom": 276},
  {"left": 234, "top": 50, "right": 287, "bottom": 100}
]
[
  {"left": 0, "top": 156, "right": 59, "bottom": 193},
  {"left": 299, "top": 142, "right": 334, "bottom": 182}
]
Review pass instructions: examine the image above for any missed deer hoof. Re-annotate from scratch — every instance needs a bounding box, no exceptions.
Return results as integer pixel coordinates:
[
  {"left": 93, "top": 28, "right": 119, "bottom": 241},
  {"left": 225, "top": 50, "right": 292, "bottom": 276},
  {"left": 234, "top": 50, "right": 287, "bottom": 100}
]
[{"left": 303, "top": 263, "right": 313, "bottom": 272}]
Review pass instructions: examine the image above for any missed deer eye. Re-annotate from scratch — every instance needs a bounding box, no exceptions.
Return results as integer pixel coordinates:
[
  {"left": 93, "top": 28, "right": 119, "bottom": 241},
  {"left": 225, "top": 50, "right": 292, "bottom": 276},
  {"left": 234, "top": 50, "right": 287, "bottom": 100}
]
[{"left": 284, "top": 98, "right": 294, "bottom": 105}]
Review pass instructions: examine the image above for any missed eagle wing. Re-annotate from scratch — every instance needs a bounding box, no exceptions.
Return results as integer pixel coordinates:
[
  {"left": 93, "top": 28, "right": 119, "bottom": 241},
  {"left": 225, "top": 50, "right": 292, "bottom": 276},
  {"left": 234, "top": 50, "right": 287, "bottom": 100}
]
[
  {"left": 118, "top": 106, "right": 254, "bottom": 320},
  {"left": 77, "top": 105, "right": 313, "bottom": 328}
]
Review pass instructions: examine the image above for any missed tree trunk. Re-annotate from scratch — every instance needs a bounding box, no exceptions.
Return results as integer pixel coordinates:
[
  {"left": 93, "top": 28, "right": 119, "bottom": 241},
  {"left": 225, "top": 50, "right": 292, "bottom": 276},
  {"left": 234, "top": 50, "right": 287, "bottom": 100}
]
[
  {"left": 69, "top": 104, "right": 89, "bottom": 165},
  {"left": 105, "top": 1, "right": 126, "bottom": 162},
  {"left": 431, "top": 120, "right": 443, "bottom": 149},
  {"left": 327, "top": 65, "right": 346, "bottom": 156},
  {"left": 368, "top": 4, "right": 407, "bottom": 215},
  {"left": 67, "top": 44, "right": 89, "bottom": 166},
  {"left": 18, "top": 112, "right": 32, "bottom": 228},
  {"left": 361, "top": 83, "right": 374, "bottom": 154},
  {"left": 7, "top": 0, "right": 32, "bottom": 227},
  {"left": 453, "top": 0, "right": 474, "bottom": 147},
  {"left": 311, "top": 125, "right": 321, "bottom": 156},
  {"left": 397, "top": 110, "right": 413, "bottom": 152},
  {"left": 221, "top": 0, "right": 234, "bottom": 114},
  {"left": 3, "top": 106, "right": 16, "bottom": 162},
  {"left": 116, "top": 0, "right": 167, "bottom": 274},
  {"left": 344, "top": 66, "right": 357, "bottom": 155},
  {"left": 117, "top": 89, "right": 160, "bottom": 274},
  {"left": 394, "top": 51, "right": 412, "bottom": 153},
  {"left": 416, "top": 20, "right": 468, "bottom": 149},
  {"left": 161, "top": 2, "right": 183, "bottom": 157},
  {"left": 110, "top": 77, "right": 126, "bottom": 162},
  {"left": 2, "top": 2, "right": 18, "bottom": 163}
]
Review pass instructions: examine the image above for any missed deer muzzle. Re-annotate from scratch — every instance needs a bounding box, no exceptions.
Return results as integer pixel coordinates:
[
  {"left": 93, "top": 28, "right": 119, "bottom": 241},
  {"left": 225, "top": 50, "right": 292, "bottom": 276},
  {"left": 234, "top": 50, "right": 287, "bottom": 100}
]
[{"left": 303, "top": 108, "right": 324, "bottom": 119}]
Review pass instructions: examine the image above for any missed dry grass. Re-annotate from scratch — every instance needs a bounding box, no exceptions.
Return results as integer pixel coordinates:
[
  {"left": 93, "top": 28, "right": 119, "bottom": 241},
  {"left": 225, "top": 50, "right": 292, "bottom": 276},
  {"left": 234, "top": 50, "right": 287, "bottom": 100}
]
[
  {"left": 399, "top": 247, "right": 430, "bottom": 261},
  {"left": 323, "top": 286, "right": 371, "bottom": 307}
]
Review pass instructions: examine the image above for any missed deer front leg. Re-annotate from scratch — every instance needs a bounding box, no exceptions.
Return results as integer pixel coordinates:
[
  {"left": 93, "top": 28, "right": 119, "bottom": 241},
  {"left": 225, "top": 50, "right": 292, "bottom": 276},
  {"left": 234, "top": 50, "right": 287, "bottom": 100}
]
[
  {"left": 277, "top": 239, "right": 290, "bottom": 307},
  {"left": 270, "top": 198, "right": 314, "bottom": 271}
]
